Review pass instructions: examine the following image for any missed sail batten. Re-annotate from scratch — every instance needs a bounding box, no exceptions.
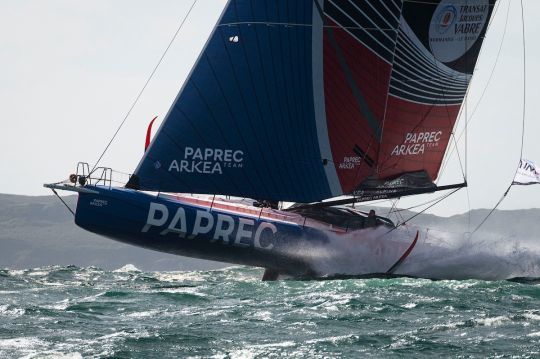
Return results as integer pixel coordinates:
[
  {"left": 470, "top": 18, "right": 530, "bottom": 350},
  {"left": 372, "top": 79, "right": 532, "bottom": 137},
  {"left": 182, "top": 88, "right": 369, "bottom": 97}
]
[{"left": 132, "top": 0, "right": 496, "bottom": 202}]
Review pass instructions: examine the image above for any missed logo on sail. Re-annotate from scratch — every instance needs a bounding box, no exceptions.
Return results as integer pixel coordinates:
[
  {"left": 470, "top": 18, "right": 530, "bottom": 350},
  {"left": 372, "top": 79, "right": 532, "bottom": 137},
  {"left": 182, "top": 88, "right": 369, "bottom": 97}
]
[
  {"left": 391, "top": 131, "right": 443, "bottom": 157},
  {"left": 435, "top": 5, "right": 457, "bottom": 34},
  {"left": 429, "top": 0, "right": 490, "bottom": 63},
  {"left": 168, "top": 147, "right": 244, "bottom": 175}
]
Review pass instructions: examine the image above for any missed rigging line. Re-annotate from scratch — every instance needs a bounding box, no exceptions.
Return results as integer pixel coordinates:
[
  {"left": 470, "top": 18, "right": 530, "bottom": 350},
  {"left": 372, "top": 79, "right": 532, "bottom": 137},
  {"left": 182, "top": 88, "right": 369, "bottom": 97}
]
[
  {"left": 50, "top": 189, "right": 75, "bottom": 217},
  {"left": 391, "top": 198, "right": 407, "bottom": 227},
  {"left": 438, "top": 0, "right": 510, "bottom": 178},
  {"left": 387, "top": 198, "right": 399, "bottom": 219},
  {"left": 465, "top": 22, "right": 471, "bottom": 232},
  {"left": 471, "top": 185, "right": 512, "bottom": 235},
  {"left": 90, "top": 0, "right": 199, "bottom": 173},
  {"left": 466, "top": 176, "right": 472, "bottom": 232},
  {"left": 451, "top": 132, "right": 467, "bottom": 180},
  {"left": 471, "top": 0, "right": 528, "bottom": 236},
  {"left": 439, "top": 0, "right": 505, "bottom": 173},
  {"left": 398, "top": 188, "right": 462, "bottom": 226},
  {"left": 518, "top": 0, "right": 527, "bottom": 162},
  {"left": 427, "top": 0, "right": 482, "bottom": 184},
  {"left": 393, "top": 191, "right": 459, "bottom": 213},
  {"left": 345, "top": 197, "right": 398, "bottom": 208},
  {"left": 379, "top": 187, "right": 463, "bottom": 238}
]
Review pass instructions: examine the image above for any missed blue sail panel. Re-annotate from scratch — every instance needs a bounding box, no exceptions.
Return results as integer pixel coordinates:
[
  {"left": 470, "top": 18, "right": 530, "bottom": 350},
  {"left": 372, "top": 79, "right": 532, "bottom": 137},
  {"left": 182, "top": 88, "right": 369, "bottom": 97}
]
[{"left": 134, "top": 0, "right": 336, "bottom": 202}]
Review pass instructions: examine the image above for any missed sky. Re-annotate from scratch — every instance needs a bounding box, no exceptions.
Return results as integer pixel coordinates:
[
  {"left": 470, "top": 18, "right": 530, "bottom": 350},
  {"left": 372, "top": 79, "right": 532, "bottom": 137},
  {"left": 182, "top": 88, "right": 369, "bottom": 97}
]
[{"left": 0, "top": 0, "right": 539, "bottom": 217}]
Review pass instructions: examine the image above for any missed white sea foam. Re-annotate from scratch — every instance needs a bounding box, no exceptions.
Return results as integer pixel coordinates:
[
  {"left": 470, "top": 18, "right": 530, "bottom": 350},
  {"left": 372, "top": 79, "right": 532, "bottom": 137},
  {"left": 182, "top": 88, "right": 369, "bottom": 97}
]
[
  {"left": 475, "top": 316, "right": 509, "bottom": 327},
  {"left": 0, "top": 337, "right": 47, "bottom": 350},
  {"left": 284, "top": 224, "right": 540, "bottom": 280},
  {"left": 524, "top": 312, "right": 540, "bottom": 321},
  {"left": 20, "top": 352, "right": 83, "bottom": 359},
  {"left": 94, "top": 329, "right": 151, "bottom": 342},
  {"left": 402, "top": 302, "right": 417, "bottom": 309},
  {"left": 125, "top": 309, "right": 163, "bottom": 318},
  {"left": 113, "top": 264, "right": 141, "bottom": 273},
  {"left": 30, "top": 271, "right": 49, "bottom": 277},
  {"left": 0, "top": 304, "right": 25, "bottom": 317},
  {"left": 8, "top": 269, "right": 25, "bottom": 276},
  {"left": 222, "top": 341, "right": 297, "bottom": 359},
  {"left": 43, "top": 298, "right": 71, "bottom": 311},
  {"left": 153, "top": 286, "right": 207, "bottom": 297},
  {"left": 429, "top": 321, "right": 465, "bottom": 331},
  {"left": 305, "top": 334, "right": 358, "bottom": 345},
  {"left": 252, "top": 340, "right": 296, "bottom": 348},
  {"left": 286, "top": 225, "right": 418, "bottom": 275},
  {"left": 252, "top": 310, "right": 275, "bottom": 322},
  {"left": 153, "top": 271, "right": 207, "bottom": 283}
]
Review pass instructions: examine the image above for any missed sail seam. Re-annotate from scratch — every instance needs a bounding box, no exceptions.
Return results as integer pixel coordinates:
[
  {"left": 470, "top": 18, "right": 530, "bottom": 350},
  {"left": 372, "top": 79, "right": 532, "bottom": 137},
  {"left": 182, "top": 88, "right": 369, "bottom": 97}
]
[
  {"left": 247, "top": 1, "right": 300, "bottom": 198},
  {"left": 325, "top": 5, "right": 393, "bottom": 62},
  {"left": 229, "top": 1, "right": 283, "bottom": 198}
]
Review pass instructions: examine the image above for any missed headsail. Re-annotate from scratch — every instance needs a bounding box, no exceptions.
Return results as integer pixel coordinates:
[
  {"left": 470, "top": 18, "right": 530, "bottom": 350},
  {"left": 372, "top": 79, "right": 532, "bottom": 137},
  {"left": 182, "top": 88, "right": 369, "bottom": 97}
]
[
  {"left": 130, "top": 0, "right": 496, "bottom": 203},
  {"left": 373, "top": 0, "right": 495, "bottom": 187}
]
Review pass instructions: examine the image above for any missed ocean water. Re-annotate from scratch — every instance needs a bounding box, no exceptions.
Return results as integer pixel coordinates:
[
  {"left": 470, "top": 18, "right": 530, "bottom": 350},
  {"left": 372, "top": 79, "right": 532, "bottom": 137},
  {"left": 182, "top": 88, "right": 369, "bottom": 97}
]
[{"left": 1, "top": 265, "right": 539, "bottom": 358}]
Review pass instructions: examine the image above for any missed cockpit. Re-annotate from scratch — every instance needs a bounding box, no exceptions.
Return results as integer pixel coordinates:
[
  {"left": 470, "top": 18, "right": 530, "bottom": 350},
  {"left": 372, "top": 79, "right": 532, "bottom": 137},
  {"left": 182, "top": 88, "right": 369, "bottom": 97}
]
[{"left": 289, "top": 206, "right": 395, "bottom": 230}]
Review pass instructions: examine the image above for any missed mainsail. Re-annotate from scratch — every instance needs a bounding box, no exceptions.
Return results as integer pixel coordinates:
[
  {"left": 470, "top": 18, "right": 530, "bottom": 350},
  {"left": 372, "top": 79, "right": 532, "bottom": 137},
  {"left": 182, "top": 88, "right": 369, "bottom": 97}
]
[{"left": 130, "top": 0, "right": 496, "bottom": 203}]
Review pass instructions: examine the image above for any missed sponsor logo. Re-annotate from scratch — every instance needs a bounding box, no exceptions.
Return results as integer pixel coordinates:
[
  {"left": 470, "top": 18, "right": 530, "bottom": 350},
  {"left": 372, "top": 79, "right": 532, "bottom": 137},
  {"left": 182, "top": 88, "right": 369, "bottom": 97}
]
[
  {"left": 519, "top": 160, "right": 538, "bottom": 174},
  {"left": 141, "top": 202, "right": 275, "bottom": 250},
  {"left": 391, "top": 131, "right": 443, "bottom": 157},
  {"left": 338, "top": 156, "right": 362, "bottom": 170},
  {"left": 429, "top": 0, "right": 490, "bottom": 63},
  {"left": 435, "top": 5, "right": 458, "bottom": 34},
  {"left": 514, "top": 159, "right": 540, "bottom": 185},
  {"left": 90, "top": 199, "right": 108, "bottom": 207},
  {"left": 168, "top": 147, "right": 244, "bottom": 175},
  {"left": 353, "top": 188, "right": 402, "bottom": 200}
]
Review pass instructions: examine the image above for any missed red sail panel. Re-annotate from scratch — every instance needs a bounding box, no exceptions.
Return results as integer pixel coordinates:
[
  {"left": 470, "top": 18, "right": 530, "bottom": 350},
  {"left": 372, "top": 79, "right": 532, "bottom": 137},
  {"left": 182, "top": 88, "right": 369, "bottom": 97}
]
[
  {"left": 378, "top": 98, "right": 461, "bottom": 181},
  {"left": 374, "top": 0, "right": 497, "bottom": 184},
  {"left": 323, "top": 22, "right": 395, "bottom": 194}
]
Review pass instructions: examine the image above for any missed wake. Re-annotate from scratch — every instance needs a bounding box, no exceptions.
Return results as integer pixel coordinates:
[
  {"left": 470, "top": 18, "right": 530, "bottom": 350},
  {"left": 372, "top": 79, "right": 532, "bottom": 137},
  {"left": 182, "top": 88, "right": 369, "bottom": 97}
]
[{"left": 291, "top": 226, "right": 540, "bottom": 280}]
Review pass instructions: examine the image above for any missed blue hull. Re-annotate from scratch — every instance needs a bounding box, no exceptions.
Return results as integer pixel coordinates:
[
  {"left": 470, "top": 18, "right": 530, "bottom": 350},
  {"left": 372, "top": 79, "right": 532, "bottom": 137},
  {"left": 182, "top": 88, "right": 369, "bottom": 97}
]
[{"left": 75, "top": 186, "right": 329, "bottom": 275}]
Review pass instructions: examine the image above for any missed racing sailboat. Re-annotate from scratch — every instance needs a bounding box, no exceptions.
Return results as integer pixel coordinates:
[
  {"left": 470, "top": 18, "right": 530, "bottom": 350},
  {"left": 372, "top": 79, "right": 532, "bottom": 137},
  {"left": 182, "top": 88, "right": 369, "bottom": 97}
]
[{"left": 46, "top": 0, "right": 498, "bottom": 279}]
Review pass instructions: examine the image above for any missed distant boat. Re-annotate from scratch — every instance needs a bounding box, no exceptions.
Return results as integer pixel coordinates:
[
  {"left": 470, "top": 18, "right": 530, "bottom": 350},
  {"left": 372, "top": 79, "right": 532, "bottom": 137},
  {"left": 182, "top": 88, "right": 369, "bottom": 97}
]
[{"left": 46, "top": 0, "right": 500, "bottom": 279}]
